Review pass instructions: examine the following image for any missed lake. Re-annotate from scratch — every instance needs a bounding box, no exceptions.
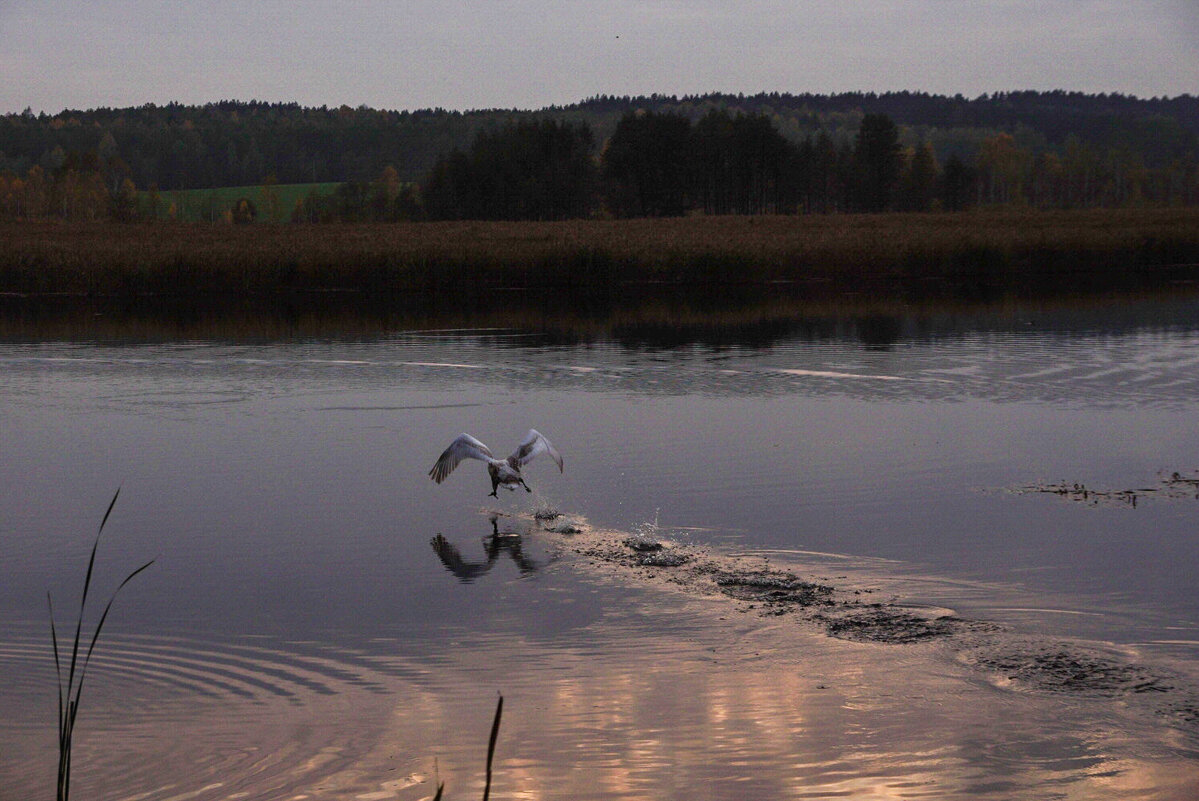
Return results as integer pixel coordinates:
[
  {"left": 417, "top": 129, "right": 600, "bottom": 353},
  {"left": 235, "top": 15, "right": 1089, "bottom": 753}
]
[{"left": 3, "top": 287, "right": 1199, "bottom": 800}]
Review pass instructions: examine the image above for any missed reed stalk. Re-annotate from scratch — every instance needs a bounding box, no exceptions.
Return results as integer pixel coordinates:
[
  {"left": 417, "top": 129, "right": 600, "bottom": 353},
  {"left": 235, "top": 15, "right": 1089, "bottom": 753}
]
[
  {"left": 46, "top": 489, "right": 154, "bottom": 801},
  {"left": 429, "top": 694, "right": 503, "bottom": 801},
  {"left": 483, "top": 694, "right": 503, "bottom": 801}
]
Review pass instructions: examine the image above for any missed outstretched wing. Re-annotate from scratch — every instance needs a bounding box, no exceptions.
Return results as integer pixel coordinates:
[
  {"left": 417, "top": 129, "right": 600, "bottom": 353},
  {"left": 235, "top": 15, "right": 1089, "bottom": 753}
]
[
  {"left": 507, "top": 429, "right": 564, "bottom": 473},
  {"left": 429, "top": 434, "right": 493, "bottom": 483}
]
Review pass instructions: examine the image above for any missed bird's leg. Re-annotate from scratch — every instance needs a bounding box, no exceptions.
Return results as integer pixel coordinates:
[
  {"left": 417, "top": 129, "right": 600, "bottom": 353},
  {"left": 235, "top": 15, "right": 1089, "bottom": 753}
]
[{"left": 489, "top": 475, "right": 499, "bottom": 497}]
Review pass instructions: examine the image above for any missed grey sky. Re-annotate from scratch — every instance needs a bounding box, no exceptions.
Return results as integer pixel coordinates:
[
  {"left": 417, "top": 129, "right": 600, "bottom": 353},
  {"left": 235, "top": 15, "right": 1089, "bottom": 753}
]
[{"left": 2, "top": 1, "right": 1195, "bottom": 114}]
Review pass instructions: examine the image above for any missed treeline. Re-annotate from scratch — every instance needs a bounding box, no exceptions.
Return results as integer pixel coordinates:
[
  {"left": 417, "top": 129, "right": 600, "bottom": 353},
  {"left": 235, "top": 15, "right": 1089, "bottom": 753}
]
[
  {"left": 2, "top": 91, "right": 1196, "bottom": 187},
  {"left": 0, "top": 151, "right": 139, "bottom": 221},
  {"left": 600, "top": 110, "right": 932, "bottom": 216},
  {"left": 2, "top": 92, "right": 1198, "bottom": 222},
  {"left": 418, "top": 111, "right": 917, "bottom": 219},
  {"left": 416, "top": 109, "right": 1199, "bottom": 220}
]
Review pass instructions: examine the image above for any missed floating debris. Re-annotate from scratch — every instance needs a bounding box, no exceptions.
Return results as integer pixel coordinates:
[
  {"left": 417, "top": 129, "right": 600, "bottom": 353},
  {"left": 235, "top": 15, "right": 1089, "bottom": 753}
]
[
  {"left": 1015, "top": 481, "right": 1141, "bottom": 507},
  {"left": 1164, "top": 470, "right": 1199, "bottom": 496},
  {"left": 1012, "top": 470, "right": 1199, "bottom": 508}
]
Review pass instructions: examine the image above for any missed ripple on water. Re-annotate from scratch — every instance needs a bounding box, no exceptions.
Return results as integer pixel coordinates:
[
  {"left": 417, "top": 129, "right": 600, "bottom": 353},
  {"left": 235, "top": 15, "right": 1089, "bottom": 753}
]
[{"left": 0, "top": 626, "right": 440, "bottom": 801}]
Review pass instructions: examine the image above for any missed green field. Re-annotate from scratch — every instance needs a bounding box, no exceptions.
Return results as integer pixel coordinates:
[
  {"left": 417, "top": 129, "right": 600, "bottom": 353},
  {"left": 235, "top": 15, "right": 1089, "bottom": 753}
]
[{"left": 140, "top": 182, "right": 341, "bottom": 223}]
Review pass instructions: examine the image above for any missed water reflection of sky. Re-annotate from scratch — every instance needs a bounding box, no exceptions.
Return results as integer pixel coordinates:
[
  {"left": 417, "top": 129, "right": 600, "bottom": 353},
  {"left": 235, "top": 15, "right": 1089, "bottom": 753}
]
[{"left": 3, "top": 290, "right": 1199, "bottom": 799}]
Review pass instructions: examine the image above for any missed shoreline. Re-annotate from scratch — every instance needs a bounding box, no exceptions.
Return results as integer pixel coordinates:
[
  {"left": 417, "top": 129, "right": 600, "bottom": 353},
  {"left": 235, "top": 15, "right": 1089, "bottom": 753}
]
[
  {"left": 5, "top": 279, "right": 1199, "bottom": 345},
  {"left": 2, "top": 208, "right": 1198, "bottom": 297}
]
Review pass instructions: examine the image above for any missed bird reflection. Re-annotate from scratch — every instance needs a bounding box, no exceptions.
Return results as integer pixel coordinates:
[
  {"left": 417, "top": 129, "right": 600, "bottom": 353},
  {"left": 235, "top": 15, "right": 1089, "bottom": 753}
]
[{"left": 430, "top": 516, "right": 543, "bottom": 582}]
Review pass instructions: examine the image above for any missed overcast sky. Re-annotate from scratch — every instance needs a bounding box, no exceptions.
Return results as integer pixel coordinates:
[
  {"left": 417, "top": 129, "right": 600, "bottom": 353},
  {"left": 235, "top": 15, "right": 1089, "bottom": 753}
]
[{"left": 2, "top": 0, "right": 1196, "bottom": 114}]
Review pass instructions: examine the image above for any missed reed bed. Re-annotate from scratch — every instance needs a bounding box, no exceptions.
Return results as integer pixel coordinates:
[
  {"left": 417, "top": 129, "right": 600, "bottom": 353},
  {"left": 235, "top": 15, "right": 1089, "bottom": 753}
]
[{"left": 2, "top": 208, "right": 1198, "bottom": 297}]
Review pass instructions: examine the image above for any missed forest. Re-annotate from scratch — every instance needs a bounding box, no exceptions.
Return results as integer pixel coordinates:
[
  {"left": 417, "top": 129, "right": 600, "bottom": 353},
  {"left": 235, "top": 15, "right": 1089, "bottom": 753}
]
[{"left": 0, "top": 91, "right": 1196, "bottom": 222}]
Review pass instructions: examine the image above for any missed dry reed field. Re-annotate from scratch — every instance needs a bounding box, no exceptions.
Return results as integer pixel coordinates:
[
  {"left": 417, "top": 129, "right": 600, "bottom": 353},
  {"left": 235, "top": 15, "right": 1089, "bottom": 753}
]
[{"left": 2, "top": 208, "right": 1198, "bottom": 297}]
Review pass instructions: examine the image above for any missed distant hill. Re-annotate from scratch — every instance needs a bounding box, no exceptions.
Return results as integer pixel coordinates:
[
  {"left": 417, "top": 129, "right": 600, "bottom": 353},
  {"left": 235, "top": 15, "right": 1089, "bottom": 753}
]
[{"left": 2, "top": 92, "right": 1196, "bottom": 191}]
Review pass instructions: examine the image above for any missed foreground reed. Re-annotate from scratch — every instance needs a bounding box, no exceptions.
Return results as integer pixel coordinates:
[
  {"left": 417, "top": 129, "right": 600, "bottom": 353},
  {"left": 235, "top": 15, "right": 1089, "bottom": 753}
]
[
  {"left": 41, "top": 490, "right": 498, "bottom": 801},
  {"left": 433, "top": 694, "right": 504, "bottom": 801},
  {"left": 47, "top": 490, "right": 153, "bottom": 801}
]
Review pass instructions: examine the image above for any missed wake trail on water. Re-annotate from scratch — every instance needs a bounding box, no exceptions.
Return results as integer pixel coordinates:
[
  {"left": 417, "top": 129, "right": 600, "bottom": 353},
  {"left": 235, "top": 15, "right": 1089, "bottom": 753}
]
[{"left": 495, "top": 505, "right": 1199, "bottom": 749}]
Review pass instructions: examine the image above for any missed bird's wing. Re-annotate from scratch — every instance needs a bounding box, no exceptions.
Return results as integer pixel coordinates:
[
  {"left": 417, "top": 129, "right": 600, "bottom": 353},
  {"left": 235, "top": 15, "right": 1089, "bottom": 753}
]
[
  {"left": 429, "top": 434, "right": 493, "bottom": 483},
  {"left": 507, "top": 429, "right": 564, "bottom": 472}
]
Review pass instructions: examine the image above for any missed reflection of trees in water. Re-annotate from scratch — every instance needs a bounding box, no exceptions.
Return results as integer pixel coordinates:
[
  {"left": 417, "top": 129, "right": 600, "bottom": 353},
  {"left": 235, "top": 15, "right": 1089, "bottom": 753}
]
[
  {"left": 5, "top": 281, "right": 1199, "bottom": 350},
  {"left": 430, "top": 517, "right": 544, "bottom": 583},
  {"left": 854, "top": 315, "right": 904, "bottom": 349}
]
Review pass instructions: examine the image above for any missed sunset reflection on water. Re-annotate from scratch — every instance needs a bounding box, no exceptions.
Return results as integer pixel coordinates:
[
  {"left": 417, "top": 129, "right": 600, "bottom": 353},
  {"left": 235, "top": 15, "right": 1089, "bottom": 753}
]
[{"left": 356, "top": 588, "right": 1199, "bottom": 801}]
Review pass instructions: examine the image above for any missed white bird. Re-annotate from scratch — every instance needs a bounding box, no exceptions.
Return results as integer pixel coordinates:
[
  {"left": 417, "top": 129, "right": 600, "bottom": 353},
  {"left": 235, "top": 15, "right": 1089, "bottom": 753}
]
[{"left": 429, "top": 429, "right": 564, "bottom": 497}]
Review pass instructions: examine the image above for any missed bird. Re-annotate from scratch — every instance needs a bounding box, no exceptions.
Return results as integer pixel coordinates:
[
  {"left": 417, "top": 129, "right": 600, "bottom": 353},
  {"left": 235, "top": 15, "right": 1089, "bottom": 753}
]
[{"left": 429, "top": 429, "right": 564, "bottom": 497}]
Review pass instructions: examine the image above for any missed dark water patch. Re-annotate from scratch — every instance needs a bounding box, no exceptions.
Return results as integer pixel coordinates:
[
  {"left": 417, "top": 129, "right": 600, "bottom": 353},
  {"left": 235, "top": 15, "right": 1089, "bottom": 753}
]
[{"left": 7, "top": 279, "right": 1199, "bottom": 352}]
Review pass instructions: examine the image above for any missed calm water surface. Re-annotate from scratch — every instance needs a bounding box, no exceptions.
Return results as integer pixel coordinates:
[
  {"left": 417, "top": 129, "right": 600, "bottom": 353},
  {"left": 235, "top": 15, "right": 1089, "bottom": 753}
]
[{"left": 3, "top": 291, "right": 1199, "bottom": 800}]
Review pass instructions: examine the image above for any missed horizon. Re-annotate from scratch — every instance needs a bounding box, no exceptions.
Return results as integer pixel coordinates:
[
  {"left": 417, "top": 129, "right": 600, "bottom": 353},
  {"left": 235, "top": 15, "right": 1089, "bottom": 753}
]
[
  {"left": 3, "top": 1, "right": 1195, "bottom": 117},
  {"left": 8, "top": 87, "right": 1197, "bottom": 118}
]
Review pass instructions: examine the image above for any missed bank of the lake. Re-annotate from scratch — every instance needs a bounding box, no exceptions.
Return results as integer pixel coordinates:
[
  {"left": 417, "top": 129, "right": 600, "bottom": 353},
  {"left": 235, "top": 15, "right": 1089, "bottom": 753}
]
[{"left": 2, "top": 208, "right": 1198, "bottom": 298}]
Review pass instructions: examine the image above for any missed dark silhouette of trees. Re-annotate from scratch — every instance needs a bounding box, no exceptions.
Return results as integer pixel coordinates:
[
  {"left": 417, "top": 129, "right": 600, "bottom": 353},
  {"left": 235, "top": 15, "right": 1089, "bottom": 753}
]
[
  {"left": 421, "top": 119, "right": 598, "bottom": 220},
  {"left": 2, "top": 92, "right": 1198, "bottom": 221},
  {"left": 601, "top": 111, "right": 691, "bottom": 217},
  {"left": 690, "top": 110, "right": 795, "bottom": 214},
  {"left": 803, "top": 131, "right": 849, "bottom": 213},
  {"left": 689, "top": 110, "right": 738, "bottom": 215},
  {"left": 852, "top": 114, "right": 903, "bottom": 212},
  {"left": 940, "top": 154, "right": 977, "bottom": 211},
  {"left": 900, "top": 141, "right": 939, "bottom": 211}
]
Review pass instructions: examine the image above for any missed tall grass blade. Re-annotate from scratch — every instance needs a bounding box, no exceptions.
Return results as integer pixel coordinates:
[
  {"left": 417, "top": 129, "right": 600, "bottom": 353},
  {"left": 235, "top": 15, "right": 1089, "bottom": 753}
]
[
  {"left": 75, "top": 559, "right": 155, "bottom": 701},
  {"left": 483, "top": 694, "right": 503, "bottom": 801},
  {"left": 47, "top": 594, "right": 64, "bottom": 727},
  {"left": 47, "top": 490, "right": 152, "bottom": 801},
  {"left": 98, "top": 488, "right": 121, "bottom": 532}
]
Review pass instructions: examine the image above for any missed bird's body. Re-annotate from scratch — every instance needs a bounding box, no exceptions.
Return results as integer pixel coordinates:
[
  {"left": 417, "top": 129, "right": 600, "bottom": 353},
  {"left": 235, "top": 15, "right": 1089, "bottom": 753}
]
[{"left": 429, "top": 429, "right": 564, "bottom": 497}]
